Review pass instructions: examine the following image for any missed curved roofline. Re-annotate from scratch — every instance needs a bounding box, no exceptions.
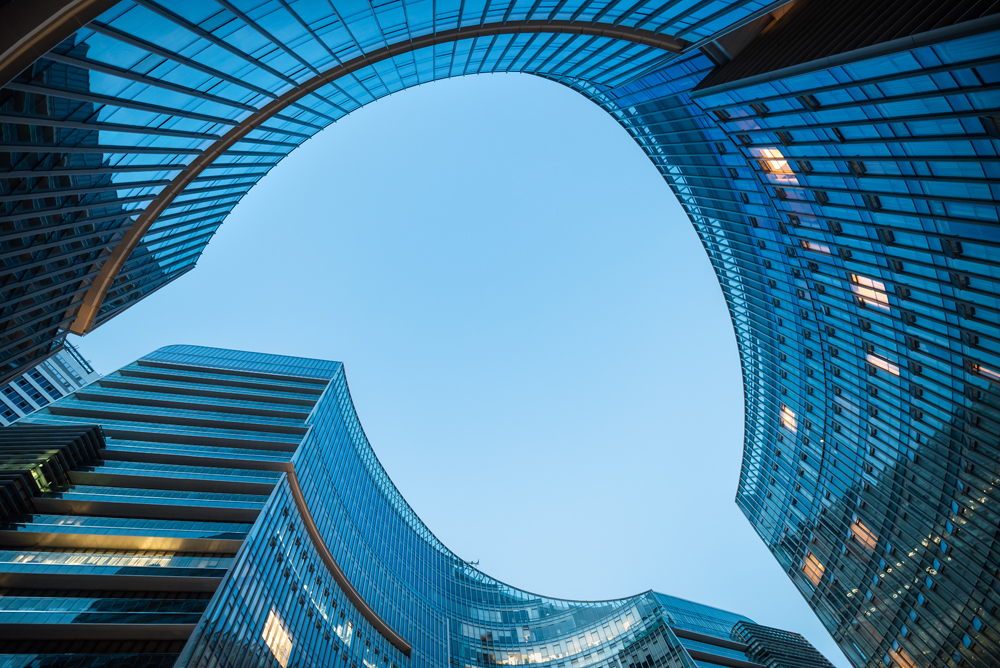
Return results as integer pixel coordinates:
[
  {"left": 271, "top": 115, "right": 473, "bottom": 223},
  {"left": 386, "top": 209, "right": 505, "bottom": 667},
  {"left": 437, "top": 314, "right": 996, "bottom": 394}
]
[
  {"left": 334, "top": 363, "right": 662, "bottom": 607},
  {"left": 158, "top": 349, "right": 677, "bottom": 656},
  {"left": 67, "top": 20, "right": 688, "bottom": 335}
]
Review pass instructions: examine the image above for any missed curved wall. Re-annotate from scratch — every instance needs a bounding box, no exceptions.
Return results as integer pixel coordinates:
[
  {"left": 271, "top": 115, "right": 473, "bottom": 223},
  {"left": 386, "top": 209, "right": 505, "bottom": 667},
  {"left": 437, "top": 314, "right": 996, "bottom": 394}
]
[
  {"left": 153, "top": 345, "right": 753, "bottom": 668},
  {"left": 2, "top": 1, "right": 1000, "bottom": 667},
  {"left": 0, "top": 0, "right": 773, "bottom": 378}
]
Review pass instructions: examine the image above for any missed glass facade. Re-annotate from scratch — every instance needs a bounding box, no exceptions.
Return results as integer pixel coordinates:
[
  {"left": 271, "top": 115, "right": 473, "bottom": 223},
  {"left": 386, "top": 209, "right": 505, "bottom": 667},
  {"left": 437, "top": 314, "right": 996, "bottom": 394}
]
[
  {"left": 1, "top": 344, "right": 832, "bottom": 668},
  {"left": 0, "top": 341, "right": 100, "bottom": 425},
  {"left": 1, "top": 1, "right": 999, "bottom": 667}
]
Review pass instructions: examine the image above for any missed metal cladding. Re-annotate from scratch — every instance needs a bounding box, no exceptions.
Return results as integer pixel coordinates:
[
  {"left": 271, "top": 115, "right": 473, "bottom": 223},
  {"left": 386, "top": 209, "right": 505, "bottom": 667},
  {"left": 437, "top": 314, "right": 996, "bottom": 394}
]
[
  {"left": 3, "top": 344, "right": 829, "bottom": 668},
  {"left": 0, "top": 1, "right": 999, "bottom": 667}
]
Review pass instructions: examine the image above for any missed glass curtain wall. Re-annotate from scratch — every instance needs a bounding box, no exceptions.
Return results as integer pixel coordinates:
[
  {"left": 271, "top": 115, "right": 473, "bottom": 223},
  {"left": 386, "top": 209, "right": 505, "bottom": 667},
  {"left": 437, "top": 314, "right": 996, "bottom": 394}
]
[{"left": 1, "top": 2, "right": 999, "bottom": 667}]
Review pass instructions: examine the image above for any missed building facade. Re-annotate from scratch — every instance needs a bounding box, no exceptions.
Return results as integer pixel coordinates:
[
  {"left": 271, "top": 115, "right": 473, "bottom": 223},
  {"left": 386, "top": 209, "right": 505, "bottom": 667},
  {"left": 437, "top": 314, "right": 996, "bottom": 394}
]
[
  {"left": 2, "top": 344, "right": 833, "bottom": 668},
  {"left": 1, "top": 1, "right": 999, "bottom": 667},
  {"left": 0, "top": 341, "right": 99, "bottom": 425}
]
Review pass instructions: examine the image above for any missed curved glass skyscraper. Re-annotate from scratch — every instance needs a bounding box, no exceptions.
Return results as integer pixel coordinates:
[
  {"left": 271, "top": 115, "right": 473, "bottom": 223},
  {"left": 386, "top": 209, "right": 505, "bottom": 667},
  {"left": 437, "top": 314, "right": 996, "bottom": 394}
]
[
  {"left": 1, "top": 1, "right": 999, "bottom": 667},
  {"left": 6, "top": 344, "right": 835, "bottom": 668}
]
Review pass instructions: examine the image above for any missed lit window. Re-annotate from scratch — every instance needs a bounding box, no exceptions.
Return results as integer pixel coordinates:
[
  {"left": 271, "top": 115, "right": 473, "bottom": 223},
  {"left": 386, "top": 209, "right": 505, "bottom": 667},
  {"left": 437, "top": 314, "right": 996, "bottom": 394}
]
[
  {"left": 853, "top": 520, "right": 878, "bottom": 551},
  {"left": 851, "top": 274, "right": 890, "bottom": 311},
  {"left": 803, "top": 552, "right": 825, "bottom": 586},
  {"left": 753, "top": 148, "right": 798, "bottom": 184},
  {"left": 802, "top": 240, "right": 832, "bottom": 254},
  {"left": 867, "top": 353, "right": 900, "bottom": 376},
  {"left": 263, "top": 610, "right": 293, "bottom": 668},
  {"left": 893, "top": 648, "right": 918, "bottom": 668},
  {"left": 781, "top": 405, "right": 797, "bottom": 433},
  {"left": 975, "top": 364, "right": 1000, "bottom": 382}
]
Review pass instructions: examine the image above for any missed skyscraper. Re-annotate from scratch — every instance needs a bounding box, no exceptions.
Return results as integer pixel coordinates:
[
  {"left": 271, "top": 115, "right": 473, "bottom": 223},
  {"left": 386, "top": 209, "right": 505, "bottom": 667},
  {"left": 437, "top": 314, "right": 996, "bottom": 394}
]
[
  {"left": 0, "top": 341, "right": 99, "bottom": 425},
  {"left": 1, "top": 1, "right": 999, "bottom": 667},
  {"left": 3, "top": 344, "right": 834, "bottom": 668}
]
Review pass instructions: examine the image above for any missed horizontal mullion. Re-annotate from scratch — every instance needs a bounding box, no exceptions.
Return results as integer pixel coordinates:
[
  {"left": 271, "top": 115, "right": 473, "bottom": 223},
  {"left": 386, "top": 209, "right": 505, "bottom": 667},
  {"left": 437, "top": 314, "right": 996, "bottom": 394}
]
[
  {"left": 1, "top": 164, "right": 189, "bottom": 178},
  {"left": 143, "top": 229, "right": 221, "bottom": 258},
  {"left": 252, "top": 124, "right": 313, "bottom": 139},
  {"left": 166, "top": 192, "right": 243, "bottom": 211},
  {"left": 731, "top": 82, "right": 1000, "bottom": 124},
  {"left": 87, "top": 21, "right": 279, "bottom": 101},
  {"left": 807, "top": 247, "right": 1000, "bottom": 315},
  {"left": 134, "top": 0, "right": 299, "bottom": 87},
  {"left": 0, "top": 141, "right": 203, "bottom": 155},
  {"left": 145, "top": 221, "right": 222, "bottom": 246},
  {"left": 804, "top": 170, "right": 1000, "bottom": 187},
  {"left": 228, "top": 136, "right": 302, "bottom": 148},
  {"left": 42, "top": 51, "right": 259, "bottom": 112},
  {"left": 172, "top": 182, "right": 253, "bottom": 198},
  {"left": 190, "top": 172, "right": 266, "bottom": 184},
  {"left": 97, "top": 266, "right": 195, "bottom": 320},
  {"left": 735, "top": 133, "right": 994, "bottom": 147},
  {"left": 0, "top": 336, "right": 67, "bottom": 371},
  {"left": 269, "top": 112, "right": 325, "bottom": 132},
  {"left": 0, "top": 113, "right": 222, "bottom": 141},
  {"left": 735, "top": 153, "right": 1000, "bottom": 163},
  {"left": 776, "top": 194, "right": 1000, "bottom": 230},
  {"left": 0, "top": 179, "right": 170, "bottom": 204},
  {"left": 679, "top": 199, "right": 779, "bottom": 223},
  {"left": 813, "top": 272, "right": 1000, "bottom": 354},
  {"left": 0, "top": 317, "right": 74, "bottom": 356},
  {"left": 732, "top": 107, "right": 995, "bottom": 133},
  {"left": 0, "top": 195, "right": 153, "bottom": 224},
  {"left": 772, "top": 181, "right": 998, "bottom": 209},
  {"left": 820, "top": 306, "right": 981, "bottom": 417},
  {"left": 0, "top": 242, "right": 104, "bottom": 278},
  {"left": 146, "top": 212, "right": 228, "bottom": 237},
  {"left": 0, "top": 294, "right": 86, "bottom": 333},
  {"left": 153, "top": 201, "right": 237, "bottom": 223},
  {"left": 3, "top": 81, "right": 243, "bottom": 127},
  {"left": 0, "top": 265, "right": 101, "bottom": 301},
  {"left": 121, "top": 230, "right": 216, "bottom": 267},
  {"left": 0, "top": 211, "right": 135, "bottom": 242},
  {"left": 134, "top": 235, "right": 215, "bottom": 266},
  {"left": 694, "top": 54, "right": 1000, "bottom": 110},
  {"left": 0, "top": 228, "right": 119, "bottom": 262}
]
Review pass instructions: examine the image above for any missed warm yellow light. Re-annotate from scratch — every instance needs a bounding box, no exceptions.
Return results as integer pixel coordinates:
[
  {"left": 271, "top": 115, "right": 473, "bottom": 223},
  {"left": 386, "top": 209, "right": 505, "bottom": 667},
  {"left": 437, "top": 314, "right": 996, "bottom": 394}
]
[
  {"left": 781, "top": 405, "right": 797, "bottom": 433},
  {"left": 854, "top": 520, "right": 878, "bottom": 551},
  {"left": 263, "top": 610, "right": 293, "bottom": 668},
  {"left": 893, "top": 648, "right": 919, "bottom": 668},
  {"left": 803, "top": 553, "right": 825, "bottom": 586},
  {"left": 867, "top": 353, "right": 900, "bottom": 376},
  {"left": 976, "top": 364, "right": 1000, "bottom": 382},
  {"left": 753, "top": 148, "right": 798, "bottom": 184},
  {"left": 851, "top": 274, "right": 890, "bottom": 311},
  {"left": 803, "top": 241, "right": 832, "bottom": 254}
]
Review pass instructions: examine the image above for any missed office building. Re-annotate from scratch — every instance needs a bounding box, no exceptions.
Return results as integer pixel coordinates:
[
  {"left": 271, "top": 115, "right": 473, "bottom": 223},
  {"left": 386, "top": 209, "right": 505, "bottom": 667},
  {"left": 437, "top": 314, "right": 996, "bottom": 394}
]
[
  {"left": 1, "top": 344, "right": 833, "bottom": 668},
  {"left": 1, "top": 1, "right": 999, "bottom": 666},
  {"left": 0, "top": 341, "right": 99, "bottom": 425}
]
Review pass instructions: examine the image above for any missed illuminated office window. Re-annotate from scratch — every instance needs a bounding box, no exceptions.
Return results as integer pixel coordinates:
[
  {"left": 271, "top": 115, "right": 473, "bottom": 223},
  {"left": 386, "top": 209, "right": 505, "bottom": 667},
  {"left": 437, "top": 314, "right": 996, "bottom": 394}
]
[
  {"left": 851, "top": 274, "right": 891, "bottom": 311},
  {"left": 803, "top": 552, "right": 825, "bottom": 586},
  {"left": 802, "top": 240, "right": 832, "bottom": 255},
  {"left": 975, "top": 364, "right": 1000, "bottom": 382},
  {"left": 781, "top": 405, "right": 797, "bottom": 433},
  {"left": 853, "top": 520, "right": 878, "bottom": 552},
  {"left": 753, "top": 148, "right": 798, "bottom": 184},
  {"left": 867, "top": 353, "right": 900, "bottom": 376},
  {"left": 263, "top": 609, "right": 293, "bottom": 668}
]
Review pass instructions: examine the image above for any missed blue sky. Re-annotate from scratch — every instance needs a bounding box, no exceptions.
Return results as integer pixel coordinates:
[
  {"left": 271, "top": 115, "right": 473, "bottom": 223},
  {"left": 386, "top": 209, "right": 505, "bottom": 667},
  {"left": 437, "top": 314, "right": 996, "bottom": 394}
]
[{"left": 79, "top": 73, "right": 850, "bottom": 667}]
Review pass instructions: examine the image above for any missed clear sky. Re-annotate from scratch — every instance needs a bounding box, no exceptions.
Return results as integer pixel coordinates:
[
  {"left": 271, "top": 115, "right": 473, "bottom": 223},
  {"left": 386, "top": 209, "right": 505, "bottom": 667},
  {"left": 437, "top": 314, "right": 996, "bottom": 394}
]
[{"left": 78, "top": 73, "right": 851, "bottom": 667}]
